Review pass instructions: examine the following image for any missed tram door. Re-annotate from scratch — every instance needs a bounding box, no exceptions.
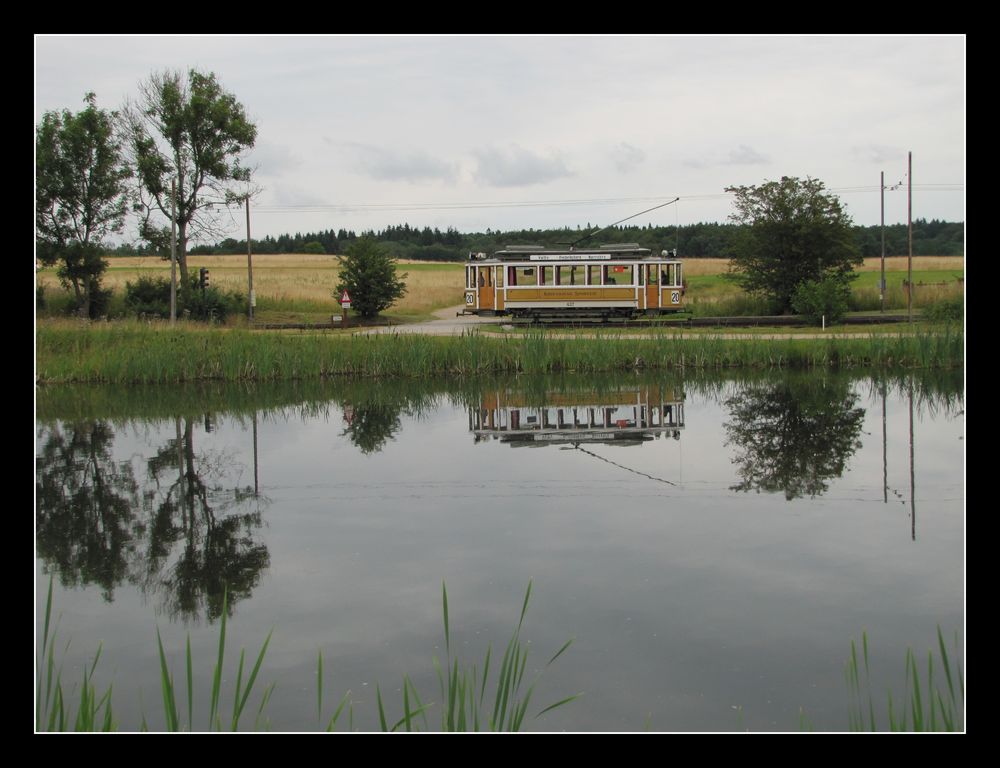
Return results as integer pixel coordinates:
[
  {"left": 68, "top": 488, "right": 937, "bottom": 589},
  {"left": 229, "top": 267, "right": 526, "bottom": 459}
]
[
  {"left": 478, "top": 266, "right": 494, "bottom": 310},
  {"left": 645, "top": 265, "right": 660, "bottom": 309}
]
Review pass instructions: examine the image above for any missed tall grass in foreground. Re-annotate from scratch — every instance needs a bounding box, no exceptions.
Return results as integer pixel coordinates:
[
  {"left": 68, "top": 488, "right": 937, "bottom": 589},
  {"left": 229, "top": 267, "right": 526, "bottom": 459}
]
[
  {"left": 153, "top": 588, "right": 274, "bottom": 731},
  {"left": 37, "top": 577, "right": 576, "bottom": 732},
  {"left": 846, "top": 628, "right": 964, "bottom": 732},
  {"left": 36, "top": 322, "right": 964, "bottom": 384},
  {"left": 36, "top": 578, "right": 115, "bottom": 731},
  {"left": 370, "top": 581, "right": 579, "bottom": 732}
]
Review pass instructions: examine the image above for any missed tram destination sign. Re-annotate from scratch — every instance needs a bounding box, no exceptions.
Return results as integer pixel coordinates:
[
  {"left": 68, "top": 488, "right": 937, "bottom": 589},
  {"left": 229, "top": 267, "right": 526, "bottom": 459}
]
[{"left": 528, "top": 254, "right": 611, "bottom": 261}]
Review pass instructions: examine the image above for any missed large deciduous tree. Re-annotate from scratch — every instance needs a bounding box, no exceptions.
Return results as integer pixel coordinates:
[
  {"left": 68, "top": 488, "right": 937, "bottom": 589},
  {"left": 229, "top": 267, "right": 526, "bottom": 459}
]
[
  {"left": 725, "top": 176, "right": 861, "bottom": 313},
  {"left": 123, "top": 69, "right": 257, "bottom": 296},
  {"left": 36, "top": 93, "right": 131, "bottom": 318}
]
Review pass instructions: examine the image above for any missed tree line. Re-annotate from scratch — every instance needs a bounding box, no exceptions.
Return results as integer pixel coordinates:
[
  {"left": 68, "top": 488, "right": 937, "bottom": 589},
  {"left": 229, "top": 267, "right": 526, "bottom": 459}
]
[{"left": 117, "top": 218, "right": 963, "bottom": 261}]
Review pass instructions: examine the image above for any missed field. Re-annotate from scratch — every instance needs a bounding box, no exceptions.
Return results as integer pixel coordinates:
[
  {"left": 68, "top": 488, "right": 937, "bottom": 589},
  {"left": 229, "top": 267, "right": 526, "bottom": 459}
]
[{"left": 36, "top": 254, "right": 964, "bottom": 323}]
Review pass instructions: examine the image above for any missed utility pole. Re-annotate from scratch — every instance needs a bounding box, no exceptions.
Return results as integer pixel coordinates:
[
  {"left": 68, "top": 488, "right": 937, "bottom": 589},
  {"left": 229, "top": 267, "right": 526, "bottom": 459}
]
[
  {"left": 246, "top": 195, "right": 255, "bottom": 323},
  {"left": 907, "top": 151, "right": 913, "bottom": 323},
  {"left": 170, "top": 179, "right": 177, "bottom": 323},
  {"left": 880, "top": 171, "right": 886, "bottom": 314}
]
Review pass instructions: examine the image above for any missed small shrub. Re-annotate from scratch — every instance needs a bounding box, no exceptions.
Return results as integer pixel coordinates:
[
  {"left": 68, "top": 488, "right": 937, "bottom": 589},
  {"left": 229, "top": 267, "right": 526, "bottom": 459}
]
[
  {"left": 792, "top": 276, "right": 852, "bottom": 325},
  {"left": 124, "top": 275, "right": 244, "bottom": 322},
  {"left": 923, "top": 296, "right": 963, "bottom": 323},
  {"left": 125, "top": 275, "right": 172, "bottom": 318}
]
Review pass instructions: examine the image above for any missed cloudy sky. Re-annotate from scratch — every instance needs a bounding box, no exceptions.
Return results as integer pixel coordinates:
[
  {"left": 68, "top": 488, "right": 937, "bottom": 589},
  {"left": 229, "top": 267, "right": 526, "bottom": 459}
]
[{"left": 35, "top": 35, "right": 965, "bottom": 243}]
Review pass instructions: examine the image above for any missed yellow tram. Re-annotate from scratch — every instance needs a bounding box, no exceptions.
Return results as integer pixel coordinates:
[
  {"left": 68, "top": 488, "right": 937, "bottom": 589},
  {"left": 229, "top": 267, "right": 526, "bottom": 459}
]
[{"left": 463, "top": 243, "right": 684, "bottom": 321}]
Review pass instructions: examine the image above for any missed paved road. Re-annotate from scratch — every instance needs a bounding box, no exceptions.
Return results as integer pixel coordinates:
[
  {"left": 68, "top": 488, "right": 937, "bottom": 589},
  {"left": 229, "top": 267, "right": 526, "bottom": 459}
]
[
  {"left": 359, "top": 306, "right": 500, "bottom": 335},
  {"left": 357, "top": 307, "right": 915, "bottom": 339}
]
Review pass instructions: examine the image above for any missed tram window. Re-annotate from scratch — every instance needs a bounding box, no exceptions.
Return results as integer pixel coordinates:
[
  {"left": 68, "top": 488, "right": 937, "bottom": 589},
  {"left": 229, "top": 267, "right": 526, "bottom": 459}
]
[
  {"left": 569, "top": 266, "right": 587, "bottom": 285},
  {"left": 638, "top": 267, "right": 645, "bottom": 286},
  {"left": 496, "top": 267, "right": 504, "bottom": 287},
  {"left": 647, "top": 265, "right": 658, "bottom": 285},
  {"left": 602, "top": 266, "right": 615, "bottom": 285},
  {"left": 621, "top": 265, "right": 634, "bottom": 285},
  {"left": 587, "top": 265, "right": 601, "bottom": 285},
  {"left": 467, "top": 267, "right": 473, "bottom": 289},
  {"left": 542, "top": 266, "right": 556, "bottom": 286},
  {"left": 554, "top": 266, "right": 563, "bottom": 286}
]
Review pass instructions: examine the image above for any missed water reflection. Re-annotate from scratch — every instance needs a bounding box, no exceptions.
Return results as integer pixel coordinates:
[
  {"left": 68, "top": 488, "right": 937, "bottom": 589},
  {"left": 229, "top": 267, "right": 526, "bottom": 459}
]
[
  {"left": 36, "top": 371, "right": 962, "bottom": 619},
  {"left": 35, "top": 371, "right": 963, "bottom": 731},
  {"left": 723, "top": 377, "right": 866, "bottom": 500},
  {"left": 35, "top": 414, "right": 270, "bottom": 622},
  {"left": 36, "top": 420, "right": 140, "bottom": 602},
  {"left": 470, "top": 383, "right": 685, "bottom": 447}
]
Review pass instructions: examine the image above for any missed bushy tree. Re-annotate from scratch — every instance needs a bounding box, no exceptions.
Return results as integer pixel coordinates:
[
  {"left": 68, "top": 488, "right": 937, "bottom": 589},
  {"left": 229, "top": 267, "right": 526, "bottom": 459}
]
[
  {"left": 123, "top": 69, "right": 257, "bottom": 299},
  {"left": 36, "top": 93, "right": 131, "bottom": 317},
  {"left": 791, "top": 275, "right": 852, "bottom": 325},
  {"left": 725, "top": 176, "right": 861, "bottom": 313},
  {"left": 334, "top": 238, "right": 407, "bottom": 319}
]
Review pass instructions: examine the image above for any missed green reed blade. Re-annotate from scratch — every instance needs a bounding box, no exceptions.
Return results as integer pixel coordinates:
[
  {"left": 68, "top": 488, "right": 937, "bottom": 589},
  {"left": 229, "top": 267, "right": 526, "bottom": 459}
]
[
  {"left": 937, "top": 626, "right": 956, "bottom": 705},
  {"left": 317, "top": 650, "right": 323, "bottom": 724},
  {"left": 442, "top": 582, "right": 450, "bottom": 657},
  {"left": 376, "top": 683, "right": 388, "bottom": 732},
  {"left": 327, "top": 690, "right": 352, "bottom": 732},
  {"left": 234, "top": 628, "right": 273, "bottom": 730},
  {"left": 231, "top": 648, "right": 246, "bottom": 730},
  {"left": 155, "top": 627, "right": 178, "bottom": 732}
]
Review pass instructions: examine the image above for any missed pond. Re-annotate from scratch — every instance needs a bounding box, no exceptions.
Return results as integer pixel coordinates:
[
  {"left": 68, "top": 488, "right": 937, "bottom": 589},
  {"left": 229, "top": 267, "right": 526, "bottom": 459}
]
[{"left": 35, "top": 370, "right": 965, "bottom": 731}]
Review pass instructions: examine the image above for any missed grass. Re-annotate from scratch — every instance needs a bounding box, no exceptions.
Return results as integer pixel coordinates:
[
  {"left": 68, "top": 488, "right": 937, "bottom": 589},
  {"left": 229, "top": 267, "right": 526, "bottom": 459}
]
[
  {"left": 846, "top": 627, "right": 964, "bottom": 732},
  {"left": 36, "top": 320, "right": 965, "bottom": 384}
]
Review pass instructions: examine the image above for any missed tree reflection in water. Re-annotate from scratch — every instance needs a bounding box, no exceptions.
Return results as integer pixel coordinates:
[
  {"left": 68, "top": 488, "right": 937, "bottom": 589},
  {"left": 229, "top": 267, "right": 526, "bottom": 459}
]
[
  {"left": 36, "top": 416, "right": 269, "bottom": 623},
  {"left": 723, "top": 377, "right": 866, "bottom": 500}
]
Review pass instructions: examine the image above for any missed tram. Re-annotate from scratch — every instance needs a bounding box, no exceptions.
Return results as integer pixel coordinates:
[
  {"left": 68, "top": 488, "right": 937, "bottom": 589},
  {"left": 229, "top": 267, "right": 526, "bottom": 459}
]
[
  {"left": 470, "top": 385, "right": 685, "bottom": 447},
  {"left": 463, "top": 243, "right": 684, "bottom": 321}
]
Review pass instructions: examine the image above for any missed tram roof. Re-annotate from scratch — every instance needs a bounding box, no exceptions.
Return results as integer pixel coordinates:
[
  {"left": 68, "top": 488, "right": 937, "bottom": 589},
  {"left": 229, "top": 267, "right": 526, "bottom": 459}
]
[{"left": 473, "top": 244, "right": 679, "bottom": 262}]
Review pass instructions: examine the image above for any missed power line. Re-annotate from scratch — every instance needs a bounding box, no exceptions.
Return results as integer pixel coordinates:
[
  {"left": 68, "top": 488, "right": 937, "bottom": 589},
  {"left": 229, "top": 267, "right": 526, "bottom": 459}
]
[{"left": 249, "top": 184, "right": 963, "bottom": 216}]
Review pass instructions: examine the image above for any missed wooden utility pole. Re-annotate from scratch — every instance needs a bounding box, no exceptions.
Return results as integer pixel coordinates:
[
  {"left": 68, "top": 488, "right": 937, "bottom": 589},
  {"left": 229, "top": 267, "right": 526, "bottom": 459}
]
[
  {"left": 880, "top": 171, "right": 886, "bottom": 314},
  {"left": 246, "top": 195, "right": 255, "bottom": 323},
  {"left": 170, "top": 179, "right": 177, "bottom": 323},
  {"left": 907, "top": 151, "right": 913, "bottom": 323}
]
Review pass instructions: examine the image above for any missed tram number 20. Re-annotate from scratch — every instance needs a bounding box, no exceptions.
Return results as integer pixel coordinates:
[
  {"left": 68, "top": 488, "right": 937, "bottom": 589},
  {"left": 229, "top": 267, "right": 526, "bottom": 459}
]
[
  {"left": 671, "top": 291, "right": 680, "bottom": 304},
  {"left": 465, "top": 293, "right": 475, "bottom": 305}
]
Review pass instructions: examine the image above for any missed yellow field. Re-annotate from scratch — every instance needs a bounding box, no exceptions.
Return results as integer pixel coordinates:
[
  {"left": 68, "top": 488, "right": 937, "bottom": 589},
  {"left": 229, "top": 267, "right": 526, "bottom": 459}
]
[
  {"left": 678, "top": 256, "right": 964, "bottom": 276},
  {"left": 37, "top": 254, "right": 964, "bottom": 320},
  {"left": 38, "top": 254, "right": 467, "bottom": 319}
]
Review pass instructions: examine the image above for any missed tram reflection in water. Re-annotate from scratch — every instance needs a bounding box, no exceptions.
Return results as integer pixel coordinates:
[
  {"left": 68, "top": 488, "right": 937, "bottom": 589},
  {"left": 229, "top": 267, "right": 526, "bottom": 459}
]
[{"left": 470, "top": 386, "right": 684, "bottom": 447}]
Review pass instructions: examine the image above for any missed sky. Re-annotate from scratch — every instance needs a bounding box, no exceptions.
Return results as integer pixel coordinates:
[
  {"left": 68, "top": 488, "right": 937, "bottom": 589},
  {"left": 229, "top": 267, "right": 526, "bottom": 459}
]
[{"left": 34, "top": 35, "right": 965, "bottom": 245}]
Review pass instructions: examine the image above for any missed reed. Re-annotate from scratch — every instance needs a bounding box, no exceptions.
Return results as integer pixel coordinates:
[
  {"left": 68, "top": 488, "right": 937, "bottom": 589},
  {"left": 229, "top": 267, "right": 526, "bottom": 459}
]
[
  {"left": 35, "top": 577, "right": 115, "bottom": 731},
  {"left": 36, "top": 323, "right": 964, "bottom": 384},
  {"left": 845, "top": 627, "right": 964, "bottom": 732},
  {"left": 372, "top": 581, "right": 578, "bottom": 732}
]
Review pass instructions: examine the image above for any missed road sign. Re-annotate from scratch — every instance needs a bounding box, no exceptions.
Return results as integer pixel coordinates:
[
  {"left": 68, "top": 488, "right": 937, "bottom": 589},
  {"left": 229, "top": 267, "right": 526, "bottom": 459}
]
[{"left": 340, "top": 290, "right": 352, "bottom": 305}]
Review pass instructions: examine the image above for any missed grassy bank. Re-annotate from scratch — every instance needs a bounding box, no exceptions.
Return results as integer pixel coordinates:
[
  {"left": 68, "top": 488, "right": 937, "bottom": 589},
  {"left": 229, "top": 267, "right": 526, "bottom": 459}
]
[{"left": 36, "top": 321, "right": 964, "bottom": 384}]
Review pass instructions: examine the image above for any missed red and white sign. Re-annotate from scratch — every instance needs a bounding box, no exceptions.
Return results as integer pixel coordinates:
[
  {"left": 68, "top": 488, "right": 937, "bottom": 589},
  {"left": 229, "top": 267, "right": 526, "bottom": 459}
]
[{"left": 340, "top": 290, "right": 352, "bottom": 308}]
